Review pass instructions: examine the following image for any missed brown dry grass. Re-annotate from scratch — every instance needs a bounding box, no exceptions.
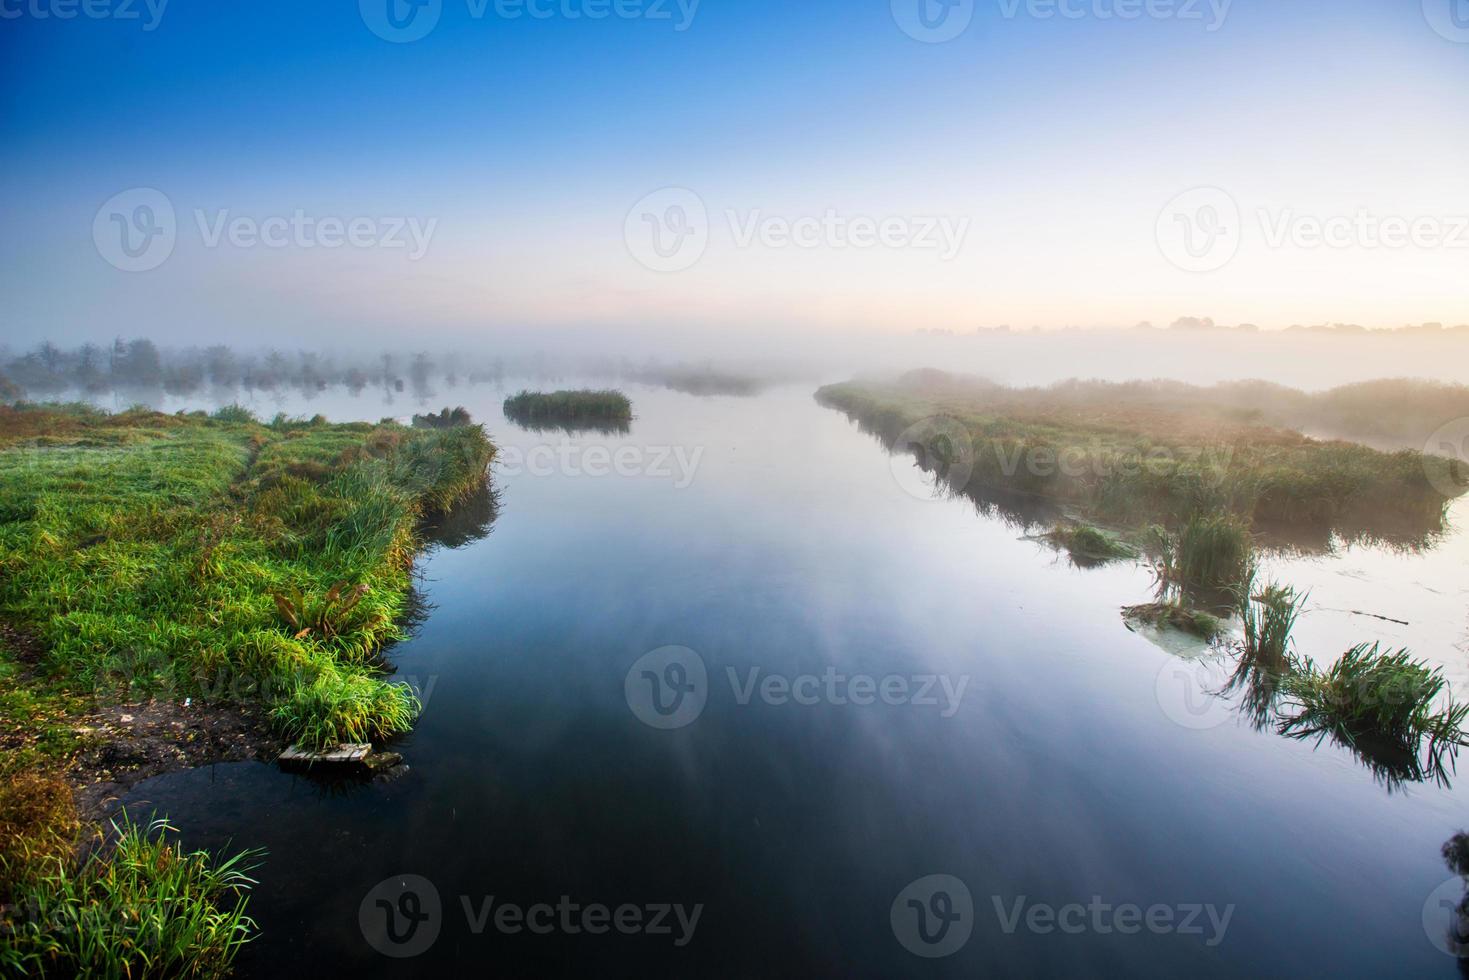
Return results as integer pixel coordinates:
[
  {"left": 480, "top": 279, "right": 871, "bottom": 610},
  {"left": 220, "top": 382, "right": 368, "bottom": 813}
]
[{"left": 0, "top": 771, "right": 80, "bottom": 891}]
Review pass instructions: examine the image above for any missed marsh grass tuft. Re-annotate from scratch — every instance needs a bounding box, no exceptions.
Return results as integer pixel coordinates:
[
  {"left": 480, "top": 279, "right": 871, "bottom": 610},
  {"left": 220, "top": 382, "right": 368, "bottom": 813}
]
[
  {"left": 412, "top": 406, "right": 473, "bottom": 430},
  {"left": 0, "top": 814, "right": 262, "bottom": 979},
  {"left": 1147, "top": 514, "right": 1254, "bottom": 605},
  {"left": 1236, "top": 568, "right": 1305, "bottom": 670},
  {"left": 271, "top": 667, "right": 422, "bottom": 748},
  {"left": 1281, "top": 644, "right": 1469, "bottom": 765},
  {"left": 1223, "top": 568, "right": 1308, "bottom": 729}
]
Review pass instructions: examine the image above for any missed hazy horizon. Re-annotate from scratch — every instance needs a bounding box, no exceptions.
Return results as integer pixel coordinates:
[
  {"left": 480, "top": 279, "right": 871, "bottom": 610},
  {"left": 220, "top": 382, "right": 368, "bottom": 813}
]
[{"left": 5, "top": 1, "right": 1468, "bottom": 352}]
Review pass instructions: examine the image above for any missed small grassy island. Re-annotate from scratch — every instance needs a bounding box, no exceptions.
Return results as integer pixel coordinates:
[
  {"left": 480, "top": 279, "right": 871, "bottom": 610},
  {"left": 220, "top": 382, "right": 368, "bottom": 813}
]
[
  {"left": 0, "top": 402, "right": 493, "bottom": 975},
  {"left": 503, "top": 389, "right": 633, "bottom": 433}
]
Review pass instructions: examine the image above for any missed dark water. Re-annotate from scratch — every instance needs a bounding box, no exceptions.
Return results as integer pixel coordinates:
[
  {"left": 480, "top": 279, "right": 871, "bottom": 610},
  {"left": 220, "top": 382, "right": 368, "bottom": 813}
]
[{"left": 116, "top": 383, "right": 1469, "bottom": 977}]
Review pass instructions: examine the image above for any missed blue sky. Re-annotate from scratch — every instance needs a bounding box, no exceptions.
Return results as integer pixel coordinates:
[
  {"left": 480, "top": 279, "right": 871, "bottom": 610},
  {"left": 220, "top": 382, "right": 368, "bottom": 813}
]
[{"left": 2, "top": 0, "right": 1466, "bottom": 347}]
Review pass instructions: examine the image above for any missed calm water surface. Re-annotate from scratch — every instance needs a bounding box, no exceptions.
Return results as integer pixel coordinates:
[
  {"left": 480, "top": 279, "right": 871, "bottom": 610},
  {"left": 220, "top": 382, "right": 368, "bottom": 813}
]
[{"left": 116, "top": 382, "right": 1469, "bottom": 977}]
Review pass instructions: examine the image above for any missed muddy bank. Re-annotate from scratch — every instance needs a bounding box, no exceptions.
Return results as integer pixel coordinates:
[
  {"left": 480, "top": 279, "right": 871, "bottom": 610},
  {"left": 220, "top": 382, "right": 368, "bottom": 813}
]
[{"left": 67, "top": 699, "right": 285, "bottom": 825}]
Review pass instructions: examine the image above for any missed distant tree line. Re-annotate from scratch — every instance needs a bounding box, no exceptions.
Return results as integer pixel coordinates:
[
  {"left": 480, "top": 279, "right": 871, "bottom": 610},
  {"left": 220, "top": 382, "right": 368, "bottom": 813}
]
[
  {"left": 0, "top": 339, "right": 511, "bottom": 403},
  {"left": 0, "top": 340, "right": 794, "bottom": 405}
]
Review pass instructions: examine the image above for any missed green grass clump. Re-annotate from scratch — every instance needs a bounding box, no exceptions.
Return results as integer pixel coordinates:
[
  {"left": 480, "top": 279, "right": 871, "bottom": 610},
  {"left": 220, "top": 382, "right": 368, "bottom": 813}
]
[
  {"left": 1282, "top": 644, "right": 1469, "bottom": 755},
  {"left": 1224, "top": 569, "right": 1308, "bottom": 730},
  {"left": 503, "top": 390, "right": 632, "bottom": 432},
  {"left": 1150, "top": 514, "right": 1254, "bottom": 595},
  {"left": 209, "top": 404, "right": 257, "bottom": 424},
  {"left": 0, "top": 815, "right": 261, "bottom": 979},
  {"left": 412, "top": 406, "right": 473, "bottom": 430},
  {"left": 1044, "top": 523, "right": 1138, "bottom": 564},
  {"left": 271, "top": 666, "right": 422, "bottom": 748},
  {"left": 1237, "top": 569, "right": 1305, "bottom": 669}
]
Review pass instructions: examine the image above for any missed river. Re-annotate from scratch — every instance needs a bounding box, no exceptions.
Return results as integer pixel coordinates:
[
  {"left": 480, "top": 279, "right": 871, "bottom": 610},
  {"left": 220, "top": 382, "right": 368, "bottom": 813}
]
[{"left": 109, "top": 380, "right": 1469, "bottom": 977}]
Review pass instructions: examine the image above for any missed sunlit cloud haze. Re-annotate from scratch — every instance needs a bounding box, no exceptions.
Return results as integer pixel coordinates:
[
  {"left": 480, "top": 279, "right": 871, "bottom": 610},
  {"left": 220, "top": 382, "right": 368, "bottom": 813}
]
[{"left": 2, "top": 0, "right": 1467, "bottom": 356}]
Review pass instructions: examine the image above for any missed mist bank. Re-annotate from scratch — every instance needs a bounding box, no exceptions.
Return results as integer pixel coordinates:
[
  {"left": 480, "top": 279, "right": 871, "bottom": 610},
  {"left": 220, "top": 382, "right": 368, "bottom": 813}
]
[
  {"left": 839, "top": 369, "right": 1469, "bottom": 453},
  {"left": 5, "top": 324, "right": 1469, "bottom": 410}
]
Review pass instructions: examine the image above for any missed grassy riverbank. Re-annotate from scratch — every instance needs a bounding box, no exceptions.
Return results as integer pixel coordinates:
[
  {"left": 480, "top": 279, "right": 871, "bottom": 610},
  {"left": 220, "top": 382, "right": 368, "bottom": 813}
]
[
  {"left": 0, "top": 403, "right": 493, "bottom": 973},
  {"left": 817, "top": 372, "right": 1462, "bottom": 546}
]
